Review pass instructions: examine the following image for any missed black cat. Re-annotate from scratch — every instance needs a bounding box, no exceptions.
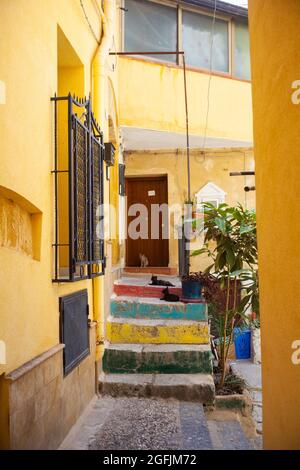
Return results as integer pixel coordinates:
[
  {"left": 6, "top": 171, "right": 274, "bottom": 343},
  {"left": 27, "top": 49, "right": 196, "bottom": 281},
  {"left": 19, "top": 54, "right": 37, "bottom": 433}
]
[
  {"left": 160, "top": 287, "right": 180, "bottom": 303},
  {"left": 150, "top": 275, "right": 175, "bottom": 287}
]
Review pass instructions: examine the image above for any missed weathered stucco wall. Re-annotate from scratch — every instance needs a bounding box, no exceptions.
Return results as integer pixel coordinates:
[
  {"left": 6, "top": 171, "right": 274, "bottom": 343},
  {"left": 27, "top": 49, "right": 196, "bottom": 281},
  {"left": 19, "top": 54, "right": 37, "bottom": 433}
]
[
  {"left": 0, "top": 0, "right": 122, "bottom": 449},
  {"left": 249, "top": 0, "right": 300, "bottom": 450},
  {"left": 119, "top": 57, "right": 253, "bottom": 143},
  {"left": 0, "top": 0, "right": 103, "bottom": 378}
]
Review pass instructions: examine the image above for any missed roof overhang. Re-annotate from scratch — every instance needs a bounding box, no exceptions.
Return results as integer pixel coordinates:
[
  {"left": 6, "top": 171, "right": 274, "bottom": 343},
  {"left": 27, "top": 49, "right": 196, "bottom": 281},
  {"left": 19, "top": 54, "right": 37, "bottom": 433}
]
[
  {"left": 178, "top": 0, "right": 248, "bottom": 19},
  {"left": 121, "top": 127, "right": 252, "bottom": 151}
]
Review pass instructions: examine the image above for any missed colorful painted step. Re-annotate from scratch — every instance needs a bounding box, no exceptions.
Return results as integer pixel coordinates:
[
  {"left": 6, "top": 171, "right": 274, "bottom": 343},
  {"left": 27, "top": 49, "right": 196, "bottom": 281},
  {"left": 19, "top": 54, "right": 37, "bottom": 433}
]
[
  {"left": 103, "top": 343, "right": 213, "bottom": 374},
  {"left": 99, "top": 372, "right": 215, "bottom": 404},
  {"left": 110, "top": 296, "right": 207, "bottom": 321},
  {"left": 106, "top": 317, "right": 210, "bottom": 345},
  {"left": 123, "top": 267, "right": 177, "bottom": 275},
  {"left": 114, "top": 283, "right": 182, "bottom": 299}
]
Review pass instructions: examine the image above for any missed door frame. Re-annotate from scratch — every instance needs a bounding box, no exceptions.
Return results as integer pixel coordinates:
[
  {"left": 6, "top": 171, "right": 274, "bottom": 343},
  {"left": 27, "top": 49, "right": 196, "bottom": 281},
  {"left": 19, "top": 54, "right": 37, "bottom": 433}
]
[{"left": 125, "top": 174, "right": 169, "bottom": 267}]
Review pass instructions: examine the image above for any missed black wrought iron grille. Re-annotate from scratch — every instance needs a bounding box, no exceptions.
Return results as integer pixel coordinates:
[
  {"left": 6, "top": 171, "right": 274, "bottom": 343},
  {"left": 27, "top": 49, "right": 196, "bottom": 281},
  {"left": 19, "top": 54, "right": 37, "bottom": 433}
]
[
  {"left": 51, "top": 94, "right": 105, "bottom": 282},
  {"left": 73, "top": 117, "right": 88, "bottom": 263},
  {"left": 91, "top": 136, "right": 102, "bottom": 262}
]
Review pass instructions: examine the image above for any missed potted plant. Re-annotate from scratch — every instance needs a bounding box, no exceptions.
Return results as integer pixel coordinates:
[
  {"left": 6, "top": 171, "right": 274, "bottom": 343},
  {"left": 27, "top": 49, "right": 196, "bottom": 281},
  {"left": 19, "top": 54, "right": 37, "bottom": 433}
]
[
  {"left": 181, "top": 272, "right": 204, "bottom": 302},
  {"left": 190, "top": 202, "right": 258, "bottom": 389}
]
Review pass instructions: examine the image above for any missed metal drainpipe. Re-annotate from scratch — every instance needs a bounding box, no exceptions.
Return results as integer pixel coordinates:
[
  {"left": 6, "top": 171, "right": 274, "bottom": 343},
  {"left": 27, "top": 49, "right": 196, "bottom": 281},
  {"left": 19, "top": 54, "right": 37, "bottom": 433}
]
[{"left": 92, "top": 0, "right": 115, "bottom": 363}]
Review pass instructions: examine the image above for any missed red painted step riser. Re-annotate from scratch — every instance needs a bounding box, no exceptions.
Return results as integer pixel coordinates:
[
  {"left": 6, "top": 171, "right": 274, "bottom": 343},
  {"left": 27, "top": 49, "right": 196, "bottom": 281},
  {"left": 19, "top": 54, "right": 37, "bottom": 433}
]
[
  {"left": 114, "top": 284, "right": 182, "bottom": 298},
  {"left": 123, "top": 267, "right": 177, "bottom": 275}
]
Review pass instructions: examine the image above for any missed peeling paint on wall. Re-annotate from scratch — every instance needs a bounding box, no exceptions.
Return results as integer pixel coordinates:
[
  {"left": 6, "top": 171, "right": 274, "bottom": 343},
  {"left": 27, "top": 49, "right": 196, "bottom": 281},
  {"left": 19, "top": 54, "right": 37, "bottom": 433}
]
[{"left": 0, "top": 197, "right": 33, "bottom": 257}]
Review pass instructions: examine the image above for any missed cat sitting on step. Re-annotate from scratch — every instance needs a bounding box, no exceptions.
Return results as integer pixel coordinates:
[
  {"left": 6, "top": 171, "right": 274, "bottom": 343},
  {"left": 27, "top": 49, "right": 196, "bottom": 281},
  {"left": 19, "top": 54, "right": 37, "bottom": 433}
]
[
  {"left": 160, "top": 287, "right": 180, "bottom": 303},
  {"left": 139, "top": 253, "right": 149, "bottom": 268},
  {"left": 149, "top": 276, "right": 174, "bottom": 287}
]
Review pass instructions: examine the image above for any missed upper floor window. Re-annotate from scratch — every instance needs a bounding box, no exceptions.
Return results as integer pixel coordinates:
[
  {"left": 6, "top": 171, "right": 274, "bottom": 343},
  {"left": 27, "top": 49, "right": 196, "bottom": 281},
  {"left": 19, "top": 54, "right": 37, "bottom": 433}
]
[
  {"left": 123, "top": 0, "right": 250, "bottom": 81},
  {"left": 182, "top": 10, "right": 229, "bottom": 73},
  {"left": 234, "top": 20, "right": 251, "bottom": 80},
  {"left": 124, "top": 0, "right": 177, "bottom": 63}
]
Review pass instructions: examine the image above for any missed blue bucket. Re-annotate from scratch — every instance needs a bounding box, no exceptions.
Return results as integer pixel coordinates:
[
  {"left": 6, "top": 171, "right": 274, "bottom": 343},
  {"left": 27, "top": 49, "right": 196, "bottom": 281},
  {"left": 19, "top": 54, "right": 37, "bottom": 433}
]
[
  {"left": 234, "top": 328, "right": 251, "bottom": 360},
  {"left": 181, "top": 280, "right": 203, "bottom": 300}
]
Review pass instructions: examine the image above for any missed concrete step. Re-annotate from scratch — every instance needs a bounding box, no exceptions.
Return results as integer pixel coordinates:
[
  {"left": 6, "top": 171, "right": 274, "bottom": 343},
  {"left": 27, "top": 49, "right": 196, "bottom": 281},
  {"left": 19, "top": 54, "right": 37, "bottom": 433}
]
[
  {"left": 103, "top": 343, "right": 213, "bottom": 374},
  {"left": 106, "top": 316, "right": 210, "bottom": 345},
  {"left": 110, "top": 295, "right": 207, "bottom": 321},
  {"left": 123, "top": 267, "right": 177, "bottom": 275},
  {"left": 114, "top": 282, "right": 182, "bottom": 299},
  {"left": 99, "top": 373, "right": 215, "bottom": 404}
]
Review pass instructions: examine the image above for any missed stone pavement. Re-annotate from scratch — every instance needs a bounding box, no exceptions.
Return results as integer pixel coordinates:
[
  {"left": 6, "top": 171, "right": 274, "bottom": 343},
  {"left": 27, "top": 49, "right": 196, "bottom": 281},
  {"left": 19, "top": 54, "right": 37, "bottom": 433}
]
[
  {"left": 60, "top": 395, "right": 256, "bottom": 451},
  {"left": 231, "top": 360, "right": 263, "bottom": 435}
]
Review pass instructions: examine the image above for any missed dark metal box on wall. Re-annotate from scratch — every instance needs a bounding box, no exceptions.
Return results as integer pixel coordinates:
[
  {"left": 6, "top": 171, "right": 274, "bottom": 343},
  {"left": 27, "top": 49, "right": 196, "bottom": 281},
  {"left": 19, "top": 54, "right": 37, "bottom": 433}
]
[
  {"left": 104, "top": 142, "right": 115, "bottom": 166},
  {"left": 119, "top": 163, "right": 125, "bottom": 196},
  {"left": 59, "top": 289, "right": 90, "bottom": 375}
]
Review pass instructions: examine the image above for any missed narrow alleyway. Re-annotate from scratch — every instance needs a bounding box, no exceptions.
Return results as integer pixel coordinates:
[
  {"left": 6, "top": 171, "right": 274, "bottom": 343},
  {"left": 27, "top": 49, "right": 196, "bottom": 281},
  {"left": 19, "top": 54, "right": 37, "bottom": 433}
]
[
  {"left": 60, "top": 396, "right": 261, "bottom": 451},
  {"left": 58, "top": 275, "right": 261, "bottom": 451}
]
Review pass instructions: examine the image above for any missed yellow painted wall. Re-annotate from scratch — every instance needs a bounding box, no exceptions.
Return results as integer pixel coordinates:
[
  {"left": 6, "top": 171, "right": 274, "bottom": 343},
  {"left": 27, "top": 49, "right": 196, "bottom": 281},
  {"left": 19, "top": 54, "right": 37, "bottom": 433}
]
[
  {"left": 119, "top": 58, "right": 253, "bottom": 142},
  {"left": 0, "top": 0, "right": 120, "bottom": 377},
  {"left": 249, "top": 0, "right": 300, "bottom": 450},
  {"left": 125, "top": 148, "right": 255, "bottom": 271}
]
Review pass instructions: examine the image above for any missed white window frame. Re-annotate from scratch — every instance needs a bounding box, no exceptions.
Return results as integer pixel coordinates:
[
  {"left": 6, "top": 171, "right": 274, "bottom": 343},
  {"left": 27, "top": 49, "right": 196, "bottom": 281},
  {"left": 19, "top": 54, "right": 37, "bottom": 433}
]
[
  {"left": 195, "top": 182, "right": 226, "bottom": 212},
  {"left": 179, "top": 3, "right": 232, "bottom": 75}
]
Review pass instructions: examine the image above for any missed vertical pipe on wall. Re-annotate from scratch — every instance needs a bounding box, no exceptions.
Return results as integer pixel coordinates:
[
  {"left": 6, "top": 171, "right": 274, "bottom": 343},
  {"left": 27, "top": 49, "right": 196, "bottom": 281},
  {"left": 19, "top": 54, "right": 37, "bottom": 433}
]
[{"left": 92, "top": 0, "right": 115, "bottom": 362}]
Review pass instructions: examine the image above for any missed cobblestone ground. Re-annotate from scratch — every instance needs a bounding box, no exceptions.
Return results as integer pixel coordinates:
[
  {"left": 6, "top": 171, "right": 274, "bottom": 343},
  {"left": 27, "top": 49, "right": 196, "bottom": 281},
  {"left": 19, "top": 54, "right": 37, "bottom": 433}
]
[
  {"left": 89, "top": 397, "right": 182, "bottom": 450},
  {"left": 60, "top": 396, "right": 259, "bottom": 451}
]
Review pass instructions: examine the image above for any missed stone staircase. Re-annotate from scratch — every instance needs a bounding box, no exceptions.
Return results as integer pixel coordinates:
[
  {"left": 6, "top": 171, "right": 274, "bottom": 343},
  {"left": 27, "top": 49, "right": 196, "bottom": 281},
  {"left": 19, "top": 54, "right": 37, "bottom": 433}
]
[{"left": 99, "top": 276, "right": 215, "bottom": 404}]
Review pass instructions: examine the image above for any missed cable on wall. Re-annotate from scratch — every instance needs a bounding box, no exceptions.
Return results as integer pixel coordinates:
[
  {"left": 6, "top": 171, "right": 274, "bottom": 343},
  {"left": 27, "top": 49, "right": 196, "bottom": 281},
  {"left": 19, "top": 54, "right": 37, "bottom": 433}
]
[
  {"left": 80, "top": 0, "right": 101, "bottom": 45},
  {"left": 202, "top": 0, "right": 218, "bottom": 151}
]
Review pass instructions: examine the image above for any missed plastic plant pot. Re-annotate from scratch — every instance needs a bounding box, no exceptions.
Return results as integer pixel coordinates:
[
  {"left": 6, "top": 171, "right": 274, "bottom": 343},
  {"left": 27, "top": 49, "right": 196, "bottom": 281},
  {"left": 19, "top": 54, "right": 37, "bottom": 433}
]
[
  {"left": 233, "top": 328, "right": 251, "bottom": 360},
  {"left": 181, "top": 280, "right": 203, "bottom": 301}
]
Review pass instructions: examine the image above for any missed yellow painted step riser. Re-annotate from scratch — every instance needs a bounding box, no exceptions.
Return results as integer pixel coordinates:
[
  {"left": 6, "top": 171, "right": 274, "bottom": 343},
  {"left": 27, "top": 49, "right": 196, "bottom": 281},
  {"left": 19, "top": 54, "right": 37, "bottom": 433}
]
[{"left": 106, "top": 322, "right": 210, "bottom": 345}]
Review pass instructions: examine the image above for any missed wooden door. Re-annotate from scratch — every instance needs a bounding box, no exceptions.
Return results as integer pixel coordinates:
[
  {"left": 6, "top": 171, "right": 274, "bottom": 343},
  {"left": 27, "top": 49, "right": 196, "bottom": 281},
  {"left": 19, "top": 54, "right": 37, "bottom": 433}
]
[{"left": 126, "top": 176, "right": 169, "bottom": 267}]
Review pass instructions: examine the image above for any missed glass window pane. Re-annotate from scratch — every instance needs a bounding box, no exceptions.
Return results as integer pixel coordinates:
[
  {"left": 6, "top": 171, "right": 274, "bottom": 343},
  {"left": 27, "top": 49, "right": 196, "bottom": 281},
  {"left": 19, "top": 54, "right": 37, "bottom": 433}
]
[
  {"left": 234, "top": 21, "right": 251, "bottom": 80},
  {"left": 125, "top": 0, "right": 177, "bottom": 63},
  {"left": 183, "top": 11, "right": 229, "bottom": 73}
]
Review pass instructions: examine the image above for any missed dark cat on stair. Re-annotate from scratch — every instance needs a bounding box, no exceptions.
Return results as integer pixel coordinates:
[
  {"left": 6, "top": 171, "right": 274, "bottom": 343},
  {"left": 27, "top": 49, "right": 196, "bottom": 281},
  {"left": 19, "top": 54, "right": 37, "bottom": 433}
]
[
  {"left": 150, "top": 275, "right": 174, "bottom": 287},
  {"left": 160, "top": 287, "right": 180, "bottom": 303}
]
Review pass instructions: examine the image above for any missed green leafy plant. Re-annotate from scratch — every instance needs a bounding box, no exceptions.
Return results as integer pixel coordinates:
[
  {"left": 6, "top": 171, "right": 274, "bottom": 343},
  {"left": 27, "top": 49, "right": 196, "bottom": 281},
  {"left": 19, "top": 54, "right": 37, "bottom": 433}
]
[{"left": 191, "top": 203, "right": 258, "bottom": 389}]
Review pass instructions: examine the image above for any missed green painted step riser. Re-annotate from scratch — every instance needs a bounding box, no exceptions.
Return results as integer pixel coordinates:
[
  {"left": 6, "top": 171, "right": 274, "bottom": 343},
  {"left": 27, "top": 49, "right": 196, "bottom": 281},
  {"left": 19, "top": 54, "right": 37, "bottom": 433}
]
[
  {"left": 103, "top": 349, "right": 213, "bottom": 374},
  {"left": 111, "top": 300, "right": 207, "bottom": 321}
]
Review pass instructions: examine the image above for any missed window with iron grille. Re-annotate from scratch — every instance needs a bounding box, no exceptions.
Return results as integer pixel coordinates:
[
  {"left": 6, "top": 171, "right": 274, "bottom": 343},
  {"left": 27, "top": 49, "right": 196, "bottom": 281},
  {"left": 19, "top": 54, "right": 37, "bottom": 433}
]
[{"left": 51, "top": 94, "right": 105, "bottom": 282}]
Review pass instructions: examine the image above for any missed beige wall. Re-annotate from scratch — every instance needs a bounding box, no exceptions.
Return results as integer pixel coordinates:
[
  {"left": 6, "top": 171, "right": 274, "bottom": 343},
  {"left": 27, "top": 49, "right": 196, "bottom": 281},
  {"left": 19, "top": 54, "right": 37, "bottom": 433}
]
[
  {"left": 0, "top": 325, "right": 96, "bottom": 450},
  {"left": 125, "top": 148, "right": 255, "bottom": 271}
]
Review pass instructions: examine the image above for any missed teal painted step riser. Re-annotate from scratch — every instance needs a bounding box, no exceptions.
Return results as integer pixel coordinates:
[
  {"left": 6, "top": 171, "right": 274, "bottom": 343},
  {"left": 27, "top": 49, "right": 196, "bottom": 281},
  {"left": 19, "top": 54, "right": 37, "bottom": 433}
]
[
  {"left": 110, "top": 301, "right": 207, "bottom": 321},
  {"left": 103, "top": 349, "right": 213, "bottom": 374}
]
